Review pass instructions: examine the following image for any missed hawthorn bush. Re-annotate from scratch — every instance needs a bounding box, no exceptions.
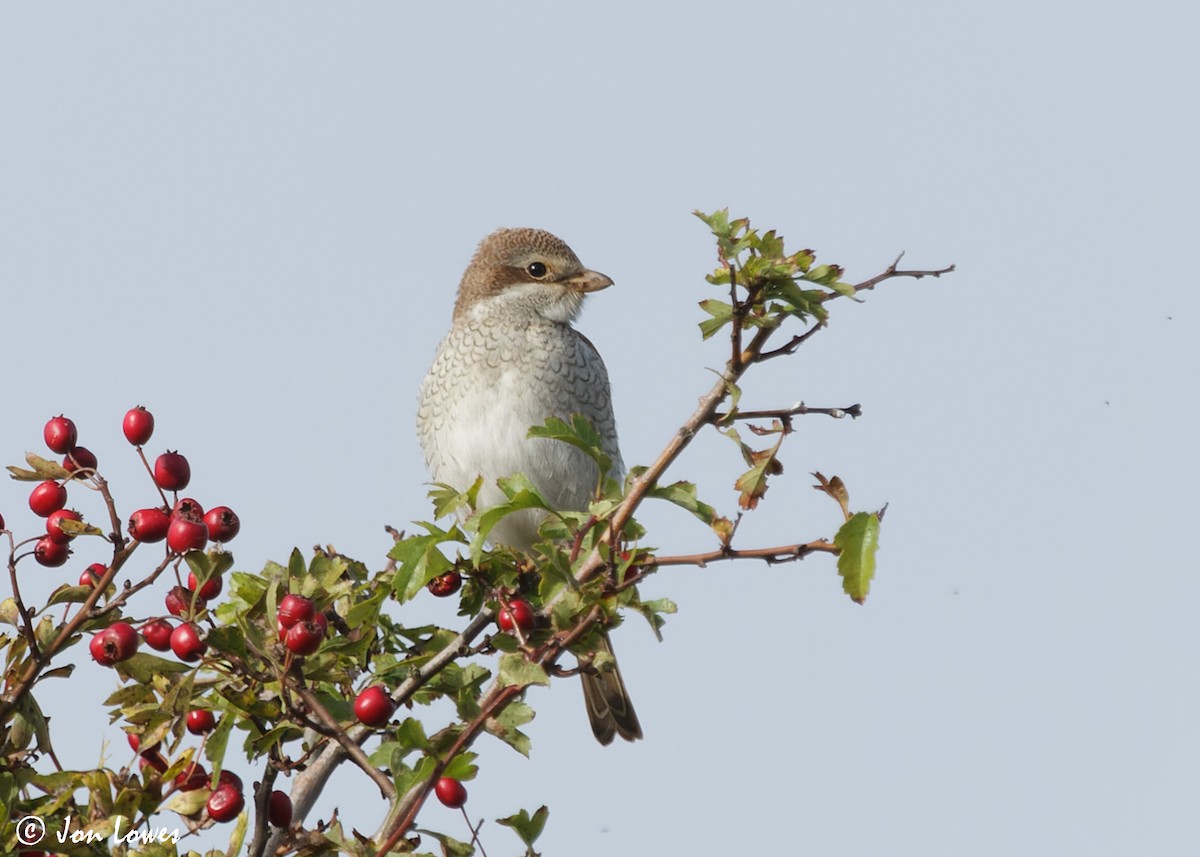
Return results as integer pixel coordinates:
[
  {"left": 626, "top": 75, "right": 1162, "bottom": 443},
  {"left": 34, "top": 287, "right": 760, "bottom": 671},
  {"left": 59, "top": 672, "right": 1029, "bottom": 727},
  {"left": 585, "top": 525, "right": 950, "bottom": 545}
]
[{"left": 0, "top": 211, "right": 952, "bottom": 856}]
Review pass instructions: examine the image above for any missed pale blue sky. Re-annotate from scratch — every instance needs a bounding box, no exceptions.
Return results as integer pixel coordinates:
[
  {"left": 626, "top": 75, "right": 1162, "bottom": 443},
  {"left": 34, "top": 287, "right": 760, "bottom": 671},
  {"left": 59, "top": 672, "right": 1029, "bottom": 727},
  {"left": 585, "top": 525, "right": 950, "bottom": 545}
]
[{"left": 2, "top": 3, "right": 1198, "bottom": 855}]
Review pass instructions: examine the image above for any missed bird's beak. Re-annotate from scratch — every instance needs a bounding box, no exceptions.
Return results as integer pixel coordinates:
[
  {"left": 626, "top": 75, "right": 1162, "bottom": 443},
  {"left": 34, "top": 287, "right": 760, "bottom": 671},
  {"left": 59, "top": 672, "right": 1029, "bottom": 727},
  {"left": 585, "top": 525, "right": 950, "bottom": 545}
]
[{"left": 563, "top": 269, "right": 614, "bottom": 293}]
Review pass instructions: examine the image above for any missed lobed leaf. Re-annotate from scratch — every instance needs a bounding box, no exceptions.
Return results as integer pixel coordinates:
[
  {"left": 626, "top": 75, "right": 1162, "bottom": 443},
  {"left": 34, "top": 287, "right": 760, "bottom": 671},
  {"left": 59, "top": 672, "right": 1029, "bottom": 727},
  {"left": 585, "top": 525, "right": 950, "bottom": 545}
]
[{"left": 834, "top": 512, "right": 880, "bottom": 604}]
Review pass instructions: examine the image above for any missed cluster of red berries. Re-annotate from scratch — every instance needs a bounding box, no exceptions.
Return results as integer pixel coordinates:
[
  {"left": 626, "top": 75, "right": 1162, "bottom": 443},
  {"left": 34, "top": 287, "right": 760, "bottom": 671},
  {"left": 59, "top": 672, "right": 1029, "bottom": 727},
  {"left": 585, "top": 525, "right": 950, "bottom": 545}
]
[
  {"left": 277, "top": 594, "right": 328, "bottom": 656},
  {"left": 20, "top": 409, "right": 241, "bottom": 669},
  {"left": 128, "top": 730, "right": 292, "bottom": 825},
  {"left": 9, "top": 409, "right": 305, "bottom": 828},
  {"left": 23, "top": 410, "right": 241, "bottom": 574}
]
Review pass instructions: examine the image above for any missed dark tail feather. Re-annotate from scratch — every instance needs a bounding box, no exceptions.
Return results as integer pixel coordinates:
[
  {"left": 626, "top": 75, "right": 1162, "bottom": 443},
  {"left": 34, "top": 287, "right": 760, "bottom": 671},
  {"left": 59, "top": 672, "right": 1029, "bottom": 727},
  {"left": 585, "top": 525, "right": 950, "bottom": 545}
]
[{"left": 580, "top": 632, "right": 642, "bottom": 745}]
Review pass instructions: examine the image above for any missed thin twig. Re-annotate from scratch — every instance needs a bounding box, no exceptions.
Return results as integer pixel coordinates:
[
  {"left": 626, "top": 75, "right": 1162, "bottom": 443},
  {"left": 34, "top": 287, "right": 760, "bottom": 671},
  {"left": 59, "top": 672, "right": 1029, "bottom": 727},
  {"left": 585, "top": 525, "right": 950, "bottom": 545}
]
[
  {"left": 647, "top": 539, "right": 838, "bottom": 570},
  {"left": 832, "top": 254, "right": 957, "bottom": 300},
  {"left": 713, "top": 402, "right": 862, "bottom": 423}
]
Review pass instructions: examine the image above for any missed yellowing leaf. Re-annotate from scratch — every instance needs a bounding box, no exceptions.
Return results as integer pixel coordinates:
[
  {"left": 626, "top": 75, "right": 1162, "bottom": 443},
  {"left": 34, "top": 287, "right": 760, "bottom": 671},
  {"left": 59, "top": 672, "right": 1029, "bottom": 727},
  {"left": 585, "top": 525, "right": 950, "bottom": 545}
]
[{"left": 834, "top": 512, "right": 880, "bottom": 604}]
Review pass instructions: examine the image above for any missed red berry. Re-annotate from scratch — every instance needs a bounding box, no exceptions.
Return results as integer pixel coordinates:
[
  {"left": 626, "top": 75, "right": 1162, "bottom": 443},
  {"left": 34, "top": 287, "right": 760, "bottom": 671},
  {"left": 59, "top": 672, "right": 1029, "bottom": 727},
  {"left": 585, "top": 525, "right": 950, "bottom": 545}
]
[
  {"left": 122, "top": 406, "right": 155, "bottom": 446},
  {"left": 497, "top": 599, "right": 534, "bottom": 632},
  {"left": 212, "top": 769, "right": 243, "bottom": 790},
  {"left": 43, "top": 415, "right": 77, "bottom": 454},
  {"left": 186, "top": 709, "right": 216, "bottom": 734},
  {"left": 139, "top": 753, "right": 168, "bottom": 775},
  {"left": 90, "top": 621, "right": 139, "bottom": 665},
  {"left": 187, "top": 569, "right": 223, "bottom": 600},
  {"left": 277, "top": 594, "right": 314, "bottom": 629},
  {"left": 167, "top": 516, "right": 207, "bottom": 554},
  {"left": 45, "top": 508, "right": 82, "bottom": 544},
  {"left": 353, "top": 686, "right": 395, "bottom": 727},
  {"left": 268, "top": 789, "right": 293, "bottom": 828},
  {"left": 170, "top": 622, "right": 206, "bottom": 661},
  {"left": 172, "top": 497, "right": 205, "bottom": 517},
  {"left": 154, "top": 451, "right": 191, "bottom": 491},
  {"left": 79, "top": 563, "right": 106, "bottom": 587},
  {"left": 126, "top": 732, "right": 167, "bottom": 768},
  {"left": 165, "top": 585, "right": 206, "bottom": 618},
  {"left": 175, "top": 761, "right": 208, "bottom": 791},
  {"left": 0, "top": 512, "right": 5, "bottom": 530},
  {"left": 126, "top": 733, "right": 166, "bottom": 772},
  {"left": 62, "top": 446, "right": 97, "bottom": 473},
  {"left": 140, "top": 618, "right": 174, "bottom": 651},
  {"left": 206, "top": 781, "right": 245, "bottom": 823},
  {"left": 427, "top": 571, "right": 462, "bottom": 598},
  {"left": 28, "top": 480, "right": 67, "bottom": 517},
  {"left": 284, "top": 619, "right": 326, "bottom": 656},
  {"left": 89, "top": 632, "right": 114, "bottom": 664},
  {"left": 434, "top": 777, "right": 468, "bottom": 808},
  {"left": 204, "top": 506, "right": 240, "bottom": 543},
  {"left": 128, "top": 507, "right": 170, "bottom": 543},
  {"left": 34, "top": 536, "right": 70, "bottom": 567}
]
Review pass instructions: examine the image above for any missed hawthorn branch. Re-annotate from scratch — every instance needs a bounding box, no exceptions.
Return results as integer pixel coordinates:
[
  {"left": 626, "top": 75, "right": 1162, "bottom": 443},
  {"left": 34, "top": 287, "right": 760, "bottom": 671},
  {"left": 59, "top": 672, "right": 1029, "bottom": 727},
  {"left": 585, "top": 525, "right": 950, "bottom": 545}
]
[
  {"left": 756, "top": 320, "right": 825, "bottom": 362},
  {"left": 0, "top": 538, "right": 140, "bottom": 721},
  {"left": 266, "top": 609, "right": 498, "bottom": 855},
  {"left": 92, "top": 554, "right": 174, "bottom": 619},
  {"left": 830, "top": 254, "right": 956, "bottom": 299},
  {"left": 713, "top": 402, "right": 862, "bottom": 424},
  {"left": 7, "top": 539, "right": 42, "bottom": 663},
  {"left": 289, "top": 682, "right": 395, "bottom": 799},
  {"left": 372, "top": 605, "right": 605, "bottom": 855},
  {"left": 246, "top": 760, "right": 281, "bottom": 857},
  {"left": 647, "top": 539, "right": 838, "bottom": 569},
  {"left": 372, "top": 682, "right": 526, "bottom": 857}
]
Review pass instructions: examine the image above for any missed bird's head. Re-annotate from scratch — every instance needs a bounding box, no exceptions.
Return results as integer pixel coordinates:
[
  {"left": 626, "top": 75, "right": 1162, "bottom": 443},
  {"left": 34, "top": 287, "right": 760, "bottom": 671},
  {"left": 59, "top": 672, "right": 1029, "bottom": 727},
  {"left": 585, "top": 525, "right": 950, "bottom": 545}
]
[{"left": 453, "top": 227, "right": 613, "bottom": 324}]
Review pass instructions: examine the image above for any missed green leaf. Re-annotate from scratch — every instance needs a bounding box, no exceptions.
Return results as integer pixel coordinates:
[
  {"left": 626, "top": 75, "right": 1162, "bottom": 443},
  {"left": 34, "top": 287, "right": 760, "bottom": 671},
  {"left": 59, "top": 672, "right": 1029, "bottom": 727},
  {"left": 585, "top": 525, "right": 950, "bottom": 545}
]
[
  {"left": 225, "top": 805, "right": 249, "bottom": 856},
  {"left": 47, "top": 583, "right": 96, "bottom": 606},
  {"left": 429, "top": 477, "right": 483, "bottom": 519},
  {"left": 647, "top": 480, "right": 717, "bottom": 525},
  {"left": 393, "top": 755, "right": 437, "bottom": 800},
  {"left": 496, "top": 653, "right": 549, "bottom": 688},
  {"left": 469, "top": 475, "right": 550, "bottom": 561},
  {"left": 114, "top": 653, "right": 191, "bottom": 684},
  {"left": 834, "top": 512, "right": 880, "bottom": 604},
  {"left": 528, "top": 414, "right": 613, "bottom": 479},
  {"left": 287, "top": 547, "right": 307, "bottom": 582},
  {"left": 6, "top": 465, "right": 42, "bottom": 481},
  {"left": 486, "top": 701, "right": 535, "bottom": 757},
  {"left": 694, "top": 207, "right": 731, "bottom": 237},
  {"left": 762, "top": 279, "right": 824, "bottom": 319},
  {"left": 163, "top": 787, "right": 210, "bottom": 816},
  {"left": 310, "top": 552, "right": 351, "bottom": 589},
  {"left": 345, "top": 587, "right": 388, "bottom": 630},
  {"left": 206, "top": 624, "right": 248, "bottom": 659},
  {"left": 24, "top": 452, "right": 71, "bottom": 480},
  {"left": 391, "top": 526, "right": 457, "bottom": 604},
  {"left": 442, "top": 752, "right": 478, "bottom": 781},
  {"left": 758, "top": 228, "right": 785, "bottom": 259},
  {"left": 419, "top": 829, "right": 474, "bottom": 857},
  {"left": 497, "top": 805, "right": 550, "bottom": 848},
  {"left": 54, "top": 517, "right": 104, "bottom": 538},
  {"left": 697, "top": 298, "right": 733, "bottom": 339}
]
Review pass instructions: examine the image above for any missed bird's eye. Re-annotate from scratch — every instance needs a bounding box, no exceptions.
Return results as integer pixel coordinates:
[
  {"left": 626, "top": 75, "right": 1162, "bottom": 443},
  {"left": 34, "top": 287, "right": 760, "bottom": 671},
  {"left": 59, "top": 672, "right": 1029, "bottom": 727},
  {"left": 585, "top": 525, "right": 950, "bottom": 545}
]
[{"left": 526, "top": 262, "right": 548, "bottom": 279}]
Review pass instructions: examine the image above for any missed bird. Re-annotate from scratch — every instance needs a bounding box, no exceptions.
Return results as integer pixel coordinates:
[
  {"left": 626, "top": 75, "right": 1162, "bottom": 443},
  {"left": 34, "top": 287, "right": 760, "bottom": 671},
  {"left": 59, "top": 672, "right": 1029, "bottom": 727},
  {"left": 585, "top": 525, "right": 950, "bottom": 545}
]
[{"left": 416, "top": 227, "right": 642, "bottom": 745}]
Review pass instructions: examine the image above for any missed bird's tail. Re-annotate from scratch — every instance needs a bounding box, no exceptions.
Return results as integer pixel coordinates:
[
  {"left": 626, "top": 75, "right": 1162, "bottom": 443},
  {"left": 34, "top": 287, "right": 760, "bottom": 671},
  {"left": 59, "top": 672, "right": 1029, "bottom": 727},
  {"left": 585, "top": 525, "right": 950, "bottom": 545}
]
[{"left": 580, "top": 632, "right": 643, "bottom": 745}]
